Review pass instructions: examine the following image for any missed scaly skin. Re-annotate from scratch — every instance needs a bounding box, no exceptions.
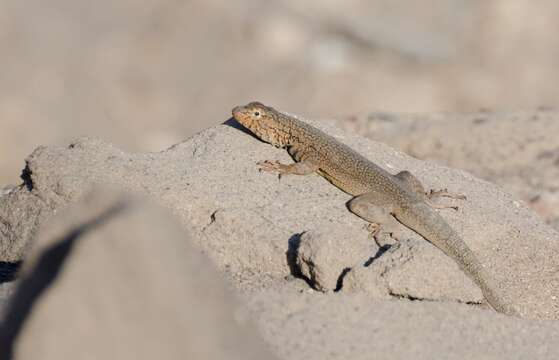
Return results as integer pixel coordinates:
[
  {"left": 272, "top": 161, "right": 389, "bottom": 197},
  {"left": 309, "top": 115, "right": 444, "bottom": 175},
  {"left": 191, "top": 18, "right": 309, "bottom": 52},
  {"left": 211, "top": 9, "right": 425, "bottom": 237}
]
[{"left": 232, "top": 101, "right": 517, "bottom": 316}]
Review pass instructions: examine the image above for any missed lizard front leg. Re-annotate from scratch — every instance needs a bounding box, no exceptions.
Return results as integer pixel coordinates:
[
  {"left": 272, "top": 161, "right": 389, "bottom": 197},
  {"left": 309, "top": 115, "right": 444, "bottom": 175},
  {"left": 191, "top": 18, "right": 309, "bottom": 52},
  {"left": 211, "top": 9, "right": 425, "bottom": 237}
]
[{"left": 257, "top": 159, "right": 319, "bottom": 176}]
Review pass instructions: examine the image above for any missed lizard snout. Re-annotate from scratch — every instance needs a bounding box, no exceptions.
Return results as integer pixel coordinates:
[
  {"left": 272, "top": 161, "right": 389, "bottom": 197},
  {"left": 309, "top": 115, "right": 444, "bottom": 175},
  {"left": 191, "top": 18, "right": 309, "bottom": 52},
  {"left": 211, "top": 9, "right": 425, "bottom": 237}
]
[{"left": 232, "top": 106, "right": 245, "bottom": 118}]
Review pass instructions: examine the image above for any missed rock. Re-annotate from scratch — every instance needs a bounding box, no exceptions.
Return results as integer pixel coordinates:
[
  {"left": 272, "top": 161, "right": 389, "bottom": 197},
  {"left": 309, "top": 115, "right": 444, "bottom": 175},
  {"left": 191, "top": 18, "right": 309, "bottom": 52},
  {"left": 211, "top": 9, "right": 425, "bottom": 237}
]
[
  {"left": 0, "top": 117, "right": 558, "bottom": 319},
  {"left": 246, "top": 291, "right": 559, "bottom": 360},
  {"left": 0, "top": 186, "right": 15, "bottom": 197},
  {"left": 342, "top": 238, "right": 483, "bottom": 303},
  {"left": 0, "top": 187, "right": 278, "bottom": 360},
  {"left": 0, "top": 185, "right": 50, "bottom": 263},
  {"left": 294, "top": 228, "right": 375, "bottom": 291}
]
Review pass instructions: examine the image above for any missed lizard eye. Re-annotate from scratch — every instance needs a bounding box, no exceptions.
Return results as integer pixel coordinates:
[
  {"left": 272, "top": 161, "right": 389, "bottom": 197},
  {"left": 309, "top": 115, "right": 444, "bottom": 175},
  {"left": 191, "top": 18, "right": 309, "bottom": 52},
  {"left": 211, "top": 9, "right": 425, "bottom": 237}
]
[{"left": 254, "top": 111, "right": 260, "bottom": 117}]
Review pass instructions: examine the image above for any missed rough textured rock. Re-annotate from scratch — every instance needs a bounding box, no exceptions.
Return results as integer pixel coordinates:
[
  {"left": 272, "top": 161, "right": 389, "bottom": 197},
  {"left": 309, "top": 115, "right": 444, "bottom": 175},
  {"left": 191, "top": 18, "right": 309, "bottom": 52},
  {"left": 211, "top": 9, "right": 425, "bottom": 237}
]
[
  {"left": 295, "top": 229, "right": 482, "bottom": 304},
  {"left": 246, "top": 291, "right": 559, "bottom": 360},
  {"left": 0, "top": 187, "right": 278, "bottom": 360},
  {"left": 370, "top": 238, "right": 482, "bottom": 302},
  {"left": 294, "top": 229, "right": 374, "bottom": 291},
  {"left": 0, "top": 186, "right": 15, "bottom": 197},
  {"left": 0, "top": 117, "right": 558, "bottom": 320},
  {"left": 343, "top": 237, "right": 483, "bottom": 303},
  {"left": 0, "top": 184, "right": 53, "bottom": 263}
]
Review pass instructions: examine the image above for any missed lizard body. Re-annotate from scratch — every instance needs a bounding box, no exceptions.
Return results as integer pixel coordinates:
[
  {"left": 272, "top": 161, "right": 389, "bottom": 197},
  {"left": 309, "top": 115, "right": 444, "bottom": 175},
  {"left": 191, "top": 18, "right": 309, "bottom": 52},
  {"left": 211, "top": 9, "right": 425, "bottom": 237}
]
[{"left": 232, "top": 101, "right": 516, "bottom": 316}]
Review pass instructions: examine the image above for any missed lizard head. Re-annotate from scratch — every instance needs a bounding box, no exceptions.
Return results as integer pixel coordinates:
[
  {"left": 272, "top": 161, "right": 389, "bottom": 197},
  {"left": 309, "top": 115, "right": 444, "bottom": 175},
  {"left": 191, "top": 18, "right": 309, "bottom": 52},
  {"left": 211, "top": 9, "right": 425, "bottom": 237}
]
[{"left": 232, "top": 102, "right": 287, "bottom": 146}]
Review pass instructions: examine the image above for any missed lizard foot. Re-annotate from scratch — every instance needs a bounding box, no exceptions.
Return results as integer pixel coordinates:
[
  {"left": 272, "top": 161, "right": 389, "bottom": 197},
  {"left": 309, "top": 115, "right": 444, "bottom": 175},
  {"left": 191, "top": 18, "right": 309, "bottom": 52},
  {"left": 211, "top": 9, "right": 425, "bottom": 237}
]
[
  {"left": 365, "top": 223, "right": 401, "bottom": 247},
  {"left": 427, "top": 188, "right": 467, "bottom": 201},
  {"left": 425, "top": 188, "right": 466, "bottom": 211},
  {"left": 257, "top": 160, "right": 290, "bottom": 178},
  {"left": 366, "top": 222, "right": 381, "bottom": 237}
]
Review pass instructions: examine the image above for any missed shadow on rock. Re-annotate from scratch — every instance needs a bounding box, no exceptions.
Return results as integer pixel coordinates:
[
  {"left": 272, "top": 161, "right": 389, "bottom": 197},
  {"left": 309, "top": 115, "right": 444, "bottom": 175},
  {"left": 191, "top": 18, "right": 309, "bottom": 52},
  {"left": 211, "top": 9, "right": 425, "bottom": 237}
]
[{"left": 0, "top": 201, "right": 126, "bottom": 360}]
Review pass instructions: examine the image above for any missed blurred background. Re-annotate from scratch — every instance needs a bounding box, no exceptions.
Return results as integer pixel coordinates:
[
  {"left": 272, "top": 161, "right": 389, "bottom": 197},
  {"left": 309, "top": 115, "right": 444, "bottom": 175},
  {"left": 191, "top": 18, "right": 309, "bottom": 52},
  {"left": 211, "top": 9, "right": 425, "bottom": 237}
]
[{"left": 1, "top": 0, "right": 559, "bottom": 184}]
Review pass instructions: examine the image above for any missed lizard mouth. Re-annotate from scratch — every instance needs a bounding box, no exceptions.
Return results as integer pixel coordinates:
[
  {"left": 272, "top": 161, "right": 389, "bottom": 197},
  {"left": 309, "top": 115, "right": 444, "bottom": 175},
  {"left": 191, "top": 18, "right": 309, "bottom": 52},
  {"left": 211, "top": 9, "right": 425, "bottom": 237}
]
[{"left": 232, "top": 105, "right": 252, "bottom": 125}]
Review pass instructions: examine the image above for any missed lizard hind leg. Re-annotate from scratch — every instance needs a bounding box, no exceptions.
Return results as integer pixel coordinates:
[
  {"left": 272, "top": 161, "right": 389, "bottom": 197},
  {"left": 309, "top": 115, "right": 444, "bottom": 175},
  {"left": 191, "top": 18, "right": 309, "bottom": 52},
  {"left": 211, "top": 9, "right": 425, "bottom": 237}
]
[
  {"left": 425, "top": 189, "right": 467, "bottom": 211},
  {"left": 395, "top": 170, "right": 426, "bottom": 198},
  {"left": 347, "top": 192, "right": 404, "bottom": 246},
  {"left": 395, "top": 170, "right": 466, "bottom": 210},
  {"left": 427, "top": 188, "right": 467, "bottom": 201}
]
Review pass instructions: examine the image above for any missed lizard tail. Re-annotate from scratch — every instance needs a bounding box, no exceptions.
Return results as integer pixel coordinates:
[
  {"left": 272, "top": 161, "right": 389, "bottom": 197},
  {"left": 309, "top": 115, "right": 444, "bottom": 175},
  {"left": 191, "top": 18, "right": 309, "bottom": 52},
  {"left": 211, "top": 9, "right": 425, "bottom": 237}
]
[{"left": 394, "top": 202, "right": 518, "bottom": 316}]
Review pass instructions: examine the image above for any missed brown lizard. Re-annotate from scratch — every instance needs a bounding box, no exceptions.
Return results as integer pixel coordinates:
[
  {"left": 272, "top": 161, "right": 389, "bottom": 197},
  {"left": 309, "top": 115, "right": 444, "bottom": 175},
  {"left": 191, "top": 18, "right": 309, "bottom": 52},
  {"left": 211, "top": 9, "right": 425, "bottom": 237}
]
[{"left": 232, "top": 101, "right": 517, "bottom": 316}]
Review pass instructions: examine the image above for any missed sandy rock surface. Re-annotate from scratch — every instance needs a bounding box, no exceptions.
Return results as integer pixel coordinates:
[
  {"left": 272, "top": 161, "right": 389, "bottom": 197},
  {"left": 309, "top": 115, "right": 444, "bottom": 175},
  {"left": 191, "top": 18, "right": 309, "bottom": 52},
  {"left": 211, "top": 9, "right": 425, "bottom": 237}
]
[
  {"left": 0, "top": 187, "right": 277, "bottom": 360},
  {"left": 0, "top": 115, "right": 558, "bottom": 359},
  {"left": 247, "top": 291, "right": 559, "bottom": 360}
]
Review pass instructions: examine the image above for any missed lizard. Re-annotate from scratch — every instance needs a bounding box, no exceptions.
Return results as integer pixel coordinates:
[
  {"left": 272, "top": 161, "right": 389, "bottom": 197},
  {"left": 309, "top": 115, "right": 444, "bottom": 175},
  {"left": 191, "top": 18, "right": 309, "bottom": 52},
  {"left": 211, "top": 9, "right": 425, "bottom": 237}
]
[{"left": 232, "top": 101, "right": 518, "bottom": 316}]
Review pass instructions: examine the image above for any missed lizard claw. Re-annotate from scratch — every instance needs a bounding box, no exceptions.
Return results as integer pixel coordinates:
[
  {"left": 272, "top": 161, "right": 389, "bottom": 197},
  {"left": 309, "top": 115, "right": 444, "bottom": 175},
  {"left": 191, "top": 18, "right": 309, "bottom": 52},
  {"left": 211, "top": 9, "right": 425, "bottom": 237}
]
[
  {"left": 367, "top": 222, "right": 381, "bottom": 237},
  {"left": 365, "top": 223, "right": 400, "bottom": 247},
  {"left": 257, "top": 160, "right": 287, "bottom": 175},
  {"left": 426, "top": 188, "right": 466, "bottom": 211}
]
